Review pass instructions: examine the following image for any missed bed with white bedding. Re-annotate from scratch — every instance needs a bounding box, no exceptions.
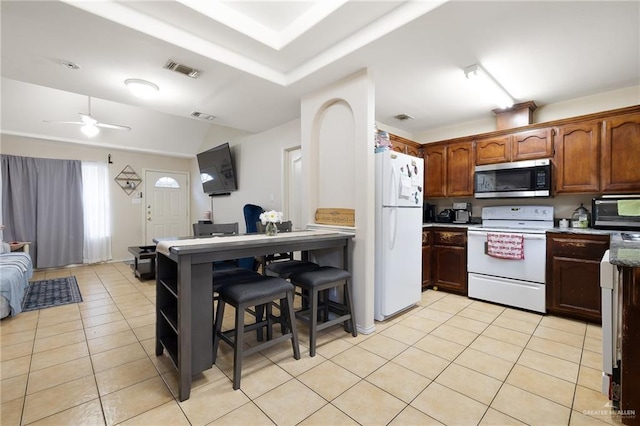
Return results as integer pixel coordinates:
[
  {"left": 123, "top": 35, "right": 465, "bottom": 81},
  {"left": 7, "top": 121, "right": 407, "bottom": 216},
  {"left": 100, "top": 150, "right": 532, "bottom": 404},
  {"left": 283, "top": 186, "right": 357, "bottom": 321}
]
[{"left": 0, "top": 252, "right": 34, "bottom": 318}]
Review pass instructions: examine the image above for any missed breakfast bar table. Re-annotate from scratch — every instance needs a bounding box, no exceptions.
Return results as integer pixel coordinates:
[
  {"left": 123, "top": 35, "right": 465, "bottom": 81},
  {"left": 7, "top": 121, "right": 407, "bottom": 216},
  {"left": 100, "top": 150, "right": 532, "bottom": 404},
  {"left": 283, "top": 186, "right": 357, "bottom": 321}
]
[{"left": 153, "top": 230, "right": 352, "bottom": 401}]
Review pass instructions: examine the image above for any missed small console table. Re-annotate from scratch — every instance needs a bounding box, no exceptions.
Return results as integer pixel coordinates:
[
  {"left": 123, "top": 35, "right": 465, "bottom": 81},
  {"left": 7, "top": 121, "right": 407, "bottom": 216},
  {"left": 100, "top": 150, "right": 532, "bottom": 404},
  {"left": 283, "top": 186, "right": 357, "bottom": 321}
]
[{"left": 128, "top": 245, "right": 156, "bottom": 280}]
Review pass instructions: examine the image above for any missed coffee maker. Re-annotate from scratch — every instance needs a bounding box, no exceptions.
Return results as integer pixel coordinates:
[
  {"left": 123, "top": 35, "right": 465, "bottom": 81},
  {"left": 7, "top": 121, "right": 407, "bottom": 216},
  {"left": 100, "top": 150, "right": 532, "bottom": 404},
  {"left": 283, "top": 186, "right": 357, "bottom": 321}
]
[
  {"left": 423, "top": 203, "right": 436, "bottom": 223},
  {"left": 453, "top": 202, "right": 472, "bottom": 224}
]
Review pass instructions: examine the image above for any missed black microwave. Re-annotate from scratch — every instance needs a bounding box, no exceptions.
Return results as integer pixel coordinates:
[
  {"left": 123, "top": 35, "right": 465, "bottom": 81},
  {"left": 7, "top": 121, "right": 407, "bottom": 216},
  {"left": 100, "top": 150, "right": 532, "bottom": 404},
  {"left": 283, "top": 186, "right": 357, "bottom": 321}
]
[
  {"left": 592, "top": 196, "right": 640, "bottom": 231},
  {"left": 474, "top": 159, "right": 552, "bottom": 198}
]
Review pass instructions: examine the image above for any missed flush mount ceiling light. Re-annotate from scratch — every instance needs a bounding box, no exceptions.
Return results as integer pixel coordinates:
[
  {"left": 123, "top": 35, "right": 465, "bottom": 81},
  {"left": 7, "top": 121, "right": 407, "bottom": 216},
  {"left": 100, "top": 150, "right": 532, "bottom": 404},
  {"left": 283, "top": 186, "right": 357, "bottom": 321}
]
[
  {"left": 464, "top": 63, "right": 515, "bottom": 109},
  {"left": 125, "top": 78, "right": 159, "bottom": 99}
]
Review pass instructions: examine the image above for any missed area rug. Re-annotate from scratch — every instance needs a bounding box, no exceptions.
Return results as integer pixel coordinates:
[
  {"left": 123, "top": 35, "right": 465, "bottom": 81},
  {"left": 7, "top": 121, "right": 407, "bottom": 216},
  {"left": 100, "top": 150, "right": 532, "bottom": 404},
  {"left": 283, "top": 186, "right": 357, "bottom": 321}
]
[{"left": 22, "top": 276, "right": 83, "bottom": 312}]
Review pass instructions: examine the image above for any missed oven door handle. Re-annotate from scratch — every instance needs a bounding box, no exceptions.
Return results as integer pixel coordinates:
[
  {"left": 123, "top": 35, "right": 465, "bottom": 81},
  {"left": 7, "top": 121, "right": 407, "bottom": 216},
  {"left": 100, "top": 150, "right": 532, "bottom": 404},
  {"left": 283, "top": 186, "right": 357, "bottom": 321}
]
[{"left": 468, "top": 230, "right": 547, "bottom": 240}]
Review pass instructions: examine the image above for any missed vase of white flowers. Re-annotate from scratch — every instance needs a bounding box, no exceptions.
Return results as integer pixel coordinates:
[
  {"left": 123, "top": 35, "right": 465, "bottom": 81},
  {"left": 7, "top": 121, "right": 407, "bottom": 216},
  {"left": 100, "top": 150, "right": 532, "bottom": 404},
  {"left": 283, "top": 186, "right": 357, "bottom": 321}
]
[{"left": 259, "top": 210, "right": 283, "bottom": 236}]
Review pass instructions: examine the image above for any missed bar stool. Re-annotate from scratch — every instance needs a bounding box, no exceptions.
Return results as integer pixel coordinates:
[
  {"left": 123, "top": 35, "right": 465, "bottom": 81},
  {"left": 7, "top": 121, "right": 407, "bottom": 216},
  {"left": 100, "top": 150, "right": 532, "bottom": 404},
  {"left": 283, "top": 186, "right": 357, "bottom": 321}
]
[
  {"left": 213, "top": 275, "right": 300, "bottom": 390},
  {"left": 265, "top": 260, "right": 319, "bottom": 279},
  {"left": 288, "top": 266, "right": 357, "bottom": 357},
  {"left": 212, "top": 267, "right": 266, "bottom": 339}
]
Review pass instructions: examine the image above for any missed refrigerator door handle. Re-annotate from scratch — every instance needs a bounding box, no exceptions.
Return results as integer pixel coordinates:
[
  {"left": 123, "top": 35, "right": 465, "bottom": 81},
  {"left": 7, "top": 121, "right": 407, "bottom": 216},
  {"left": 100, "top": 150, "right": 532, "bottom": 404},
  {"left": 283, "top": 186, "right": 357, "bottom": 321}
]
[
  {"left": 389, "top": 207, "right": 397, "bottom": 250},
  {"left": 390, "top": 161, "right": 398, "bottom": 206}
]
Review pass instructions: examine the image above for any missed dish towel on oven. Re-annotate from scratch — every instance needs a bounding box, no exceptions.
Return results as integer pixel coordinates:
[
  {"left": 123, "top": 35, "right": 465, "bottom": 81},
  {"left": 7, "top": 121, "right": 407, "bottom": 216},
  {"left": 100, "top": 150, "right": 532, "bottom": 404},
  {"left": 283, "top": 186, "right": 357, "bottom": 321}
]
[{"left": 487, "top": 233, "right": 525, "bottom": 260}]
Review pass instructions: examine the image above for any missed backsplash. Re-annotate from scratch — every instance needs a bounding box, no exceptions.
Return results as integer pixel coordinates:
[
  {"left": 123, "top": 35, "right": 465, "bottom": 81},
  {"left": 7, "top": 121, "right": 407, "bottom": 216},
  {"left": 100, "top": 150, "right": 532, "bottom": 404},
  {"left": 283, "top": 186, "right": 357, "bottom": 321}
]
[{"left": 426, "top": 193, "right": 597, "bottom": 223}]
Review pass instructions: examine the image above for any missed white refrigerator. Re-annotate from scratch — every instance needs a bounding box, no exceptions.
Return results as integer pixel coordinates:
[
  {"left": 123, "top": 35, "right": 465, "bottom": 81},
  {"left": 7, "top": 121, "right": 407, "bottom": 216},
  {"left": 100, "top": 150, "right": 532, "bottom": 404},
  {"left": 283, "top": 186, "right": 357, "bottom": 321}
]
[{"left": 374, "top": 150, "right": 424, "bottom": 321}]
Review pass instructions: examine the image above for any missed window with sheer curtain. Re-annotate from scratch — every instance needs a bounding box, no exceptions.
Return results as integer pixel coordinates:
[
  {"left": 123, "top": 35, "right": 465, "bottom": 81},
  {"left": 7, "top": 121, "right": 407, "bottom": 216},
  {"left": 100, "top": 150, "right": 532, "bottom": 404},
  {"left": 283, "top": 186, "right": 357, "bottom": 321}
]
[{"left": 81, "top": 162, "right": 112, "bottom": 263}]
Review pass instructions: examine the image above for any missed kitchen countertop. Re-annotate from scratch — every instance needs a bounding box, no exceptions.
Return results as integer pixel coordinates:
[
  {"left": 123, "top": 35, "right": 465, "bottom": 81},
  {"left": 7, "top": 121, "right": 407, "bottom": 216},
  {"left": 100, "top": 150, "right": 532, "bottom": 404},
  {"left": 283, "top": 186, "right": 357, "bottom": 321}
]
[
  {"left": 609, "top": 232, "right": 640, "bottom": 268},
  {"left": 422, "top": 222, "right": 640, "bottom": 267},
  {"left": 422, "top": 223, "right": 475, "bottom": 229}
]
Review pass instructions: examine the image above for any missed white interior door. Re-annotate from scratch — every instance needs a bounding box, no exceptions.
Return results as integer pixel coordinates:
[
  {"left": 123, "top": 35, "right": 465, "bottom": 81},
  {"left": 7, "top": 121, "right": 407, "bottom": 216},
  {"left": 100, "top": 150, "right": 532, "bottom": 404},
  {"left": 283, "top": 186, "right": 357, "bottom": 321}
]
[
  {"left": 144, "top": 170, "right": 189, "bottom": 244},
  {"left": 284, "top": 146, "right": 303, "bottom": 230}
]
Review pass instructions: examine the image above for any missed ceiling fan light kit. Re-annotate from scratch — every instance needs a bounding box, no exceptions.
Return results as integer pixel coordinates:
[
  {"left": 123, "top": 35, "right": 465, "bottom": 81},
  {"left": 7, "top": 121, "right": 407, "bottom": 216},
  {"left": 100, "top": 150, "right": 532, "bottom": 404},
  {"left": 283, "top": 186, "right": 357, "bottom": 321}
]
[
  {"left": 44, "top": 96, "right": 132, "bottom": 135},
  {"left": 125, "top": 78, "right": 159, "bottom": 99},
  {"left": 81, "top": 124, "right": 99, "bottom": 137}
]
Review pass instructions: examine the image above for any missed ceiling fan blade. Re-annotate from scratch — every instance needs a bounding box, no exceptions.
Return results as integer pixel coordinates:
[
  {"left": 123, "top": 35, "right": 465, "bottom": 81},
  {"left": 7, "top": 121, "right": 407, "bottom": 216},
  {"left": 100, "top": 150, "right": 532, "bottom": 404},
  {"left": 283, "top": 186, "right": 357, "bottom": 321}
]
[
  {"left": 96, "top": 122, "right": 131, "bottom": 131},
  {"left": 43, "top": 120, "right": 84, "bottom": 125},
  {"left": 79, "top": 113, "right": 98, "bottom": 125}
]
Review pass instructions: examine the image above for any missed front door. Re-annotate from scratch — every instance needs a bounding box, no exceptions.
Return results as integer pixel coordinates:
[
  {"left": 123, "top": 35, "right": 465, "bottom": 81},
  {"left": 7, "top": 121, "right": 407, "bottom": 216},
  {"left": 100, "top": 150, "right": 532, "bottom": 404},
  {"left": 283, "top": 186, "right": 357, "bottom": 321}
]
[{"left": 144, "top": 170, "right": 189, "bottom": 244}]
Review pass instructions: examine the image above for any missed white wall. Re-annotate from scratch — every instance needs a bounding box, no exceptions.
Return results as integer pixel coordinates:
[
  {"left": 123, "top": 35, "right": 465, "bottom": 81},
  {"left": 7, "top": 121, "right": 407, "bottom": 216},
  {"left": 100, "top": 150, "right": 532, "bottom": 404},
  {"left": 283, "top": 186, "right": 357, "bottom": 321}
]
[
  {"left": 413, "top": 85, "right": 640, "bottom": 143},
  {"left": 1, "top": 134, "right": 192, "bottom": 262},
  {"left": 192, "top": 119, "right": 302, "bottom": 233},
  {"left": 301, "top": 69, "right": 376, "bottom": 333}
]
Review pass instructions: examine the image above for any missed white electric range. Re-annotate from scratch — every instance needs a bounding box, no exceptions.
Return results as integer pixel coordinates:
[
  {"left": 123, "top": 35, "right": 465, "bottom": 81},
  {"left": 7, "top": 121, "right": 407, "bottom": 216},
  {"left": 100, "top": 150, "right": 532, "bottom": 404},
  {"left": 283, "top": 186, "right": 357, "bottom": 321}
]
[{"left": 467, "top": 205, "right": 554, "bottom": 313}]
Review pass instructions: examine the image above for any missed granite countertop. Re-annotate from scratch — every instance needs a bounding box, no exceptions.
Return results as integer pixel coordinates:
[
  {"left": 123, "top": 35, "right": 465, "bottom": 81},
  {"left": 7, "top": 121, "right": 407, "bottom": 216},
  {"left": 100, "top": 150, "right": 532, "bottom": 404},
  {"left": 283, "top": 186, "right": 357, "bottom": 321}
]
[
  {"left": 422, "top": 223, "right": 475, "bottom": 229},
  {"left": 547, "top": 227, "right": 615, "bottom": 235},
  {"left": 609, "top": 232, "right": 640, "bottom": 268}
]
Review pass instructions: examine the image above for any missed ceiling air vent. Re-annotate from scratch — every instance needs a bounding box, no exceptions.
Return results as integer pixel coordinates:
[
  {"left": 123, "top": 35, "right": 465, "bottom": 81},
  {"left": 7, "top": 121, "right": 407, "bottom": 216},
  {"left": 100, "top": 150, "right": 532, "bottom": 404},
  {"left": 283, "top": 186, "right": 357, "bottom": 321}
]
[
  {"left": 190, "top": 111, "right": 216, "bottom": 121},
  {"left": 394, "top": 113, "right": 414, "bottom": 121},
  {"left": 164, "top": 60, "right": 202, "bottom": 79}
]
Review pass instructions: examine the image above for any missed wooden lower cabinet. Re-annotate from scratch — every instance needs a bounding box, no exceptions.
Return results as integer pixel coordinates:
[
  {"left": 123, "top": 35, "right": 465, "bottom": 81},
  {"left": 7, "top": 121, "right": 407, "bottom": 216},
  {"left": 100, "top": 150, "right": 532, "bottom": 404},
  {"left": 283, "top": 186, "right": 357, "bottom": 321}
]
[
  {"left": 425, "top": 228, "right": 467, "bottom": 295},
  {"left": 620, "top": 266, "right": 640, "bottom": 425},
  {"left": 546, "top": 233, "right": 610, "bottom": 322},
  {"left": 422, "top": 230, "right": 432, "bottom": 290}
]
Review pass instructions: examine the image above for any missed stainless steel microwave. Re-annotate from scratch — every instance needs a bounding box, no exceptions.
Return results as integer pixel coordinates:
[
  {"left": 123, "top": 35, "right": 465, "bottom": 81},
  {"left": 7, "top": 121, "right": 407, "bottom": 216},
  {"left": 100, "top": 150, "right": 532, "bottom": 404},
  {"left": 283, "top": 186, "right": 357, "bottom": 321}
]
[
  {"left": 474, "top": 159, "right": 552, "bottom": 198},
  {"left": 592, "top": 195, "right": 640, "bottom": 230}
]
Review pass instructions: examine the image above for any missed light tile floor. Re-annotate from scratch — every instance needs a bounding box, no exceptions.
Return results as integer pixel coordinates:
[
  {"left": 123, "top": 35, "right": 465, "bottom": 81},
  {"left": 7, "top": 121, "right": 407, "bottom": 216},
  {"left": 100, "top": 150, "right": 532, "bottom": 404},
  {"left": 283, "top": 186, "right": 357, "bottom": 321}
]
[{"left": 0, "top": 262, "right": 627, "bottom": 425}]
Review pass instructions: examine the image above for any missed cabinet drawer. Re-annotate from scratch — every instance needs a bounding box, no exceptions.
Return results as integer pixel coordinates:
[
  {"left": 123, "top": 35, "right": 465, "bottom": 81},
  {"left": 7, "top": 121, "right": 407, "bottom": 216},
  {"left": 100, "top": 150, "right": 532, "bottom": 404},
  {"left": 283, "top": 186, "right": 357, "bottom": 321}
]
[
  {"left": 433, "top": 229, "right": 466, "bottom": 246},
  {"left": 547, "top": 233, "right": 610, "bottom": 260},
  {"left": 422, "top": 230, "right": 432, "bottom": 245}
]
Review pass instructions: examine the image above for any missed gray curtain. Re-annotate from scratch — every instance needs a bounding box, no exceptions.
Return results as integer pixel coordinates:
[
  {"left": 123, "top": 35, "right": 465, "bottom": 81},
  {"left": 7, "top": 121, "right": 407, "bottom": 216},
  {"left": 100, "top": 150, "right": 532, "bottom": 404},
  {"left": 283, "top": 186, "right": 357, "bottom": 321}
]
[{"left": 1, "top": 154, "right": 84, "bottom": 268}]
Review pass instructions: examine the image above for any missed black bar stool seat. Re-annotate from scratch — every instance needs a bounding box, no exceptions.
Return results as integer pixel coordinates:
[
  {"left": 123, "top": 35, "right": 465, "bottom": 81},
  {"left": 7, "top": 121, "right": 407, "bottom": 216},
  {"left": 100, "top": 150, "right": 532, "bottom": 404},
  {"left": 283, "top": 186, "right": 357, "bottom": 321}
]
[
  {"left": 289, "top": 266, "right": 357, "bottom": 357},
  {"left": 213, "top": 276, "right": 300, "bottom": 390},
  {"left": 265, "top": 260, "right": 319, "bottom": 279}
]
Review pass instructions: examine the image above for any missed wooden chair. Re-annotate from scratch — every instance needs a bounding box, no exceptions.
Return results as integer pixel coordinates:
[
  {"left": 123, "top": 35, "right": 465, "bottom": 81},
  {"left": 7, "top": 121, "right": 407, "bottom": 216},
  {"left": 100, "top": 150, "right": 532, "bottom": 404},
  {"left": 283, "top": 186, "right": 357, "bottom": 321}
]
[
  {"left": 257, "top": 221, "right": 318, "bottom": 279},
  {"left": 256, "top": 220, "right": 294, "bottom": 271},
  {"left": 193, "top": 222, "right": 239, "bottom": 236}
]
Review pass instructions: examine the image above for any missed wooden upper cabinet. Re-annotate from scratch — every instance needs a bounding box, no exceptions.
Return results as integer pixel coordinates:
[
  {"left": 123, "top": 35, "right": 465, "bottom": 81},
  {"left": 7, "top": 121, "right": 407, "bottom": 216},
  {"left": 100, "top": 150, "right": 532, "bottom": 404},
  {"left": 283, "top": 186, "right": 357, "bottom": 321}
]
[
  {"left": 601, "top": 112, "right": 640, "bottom": 193},
  {"left": 511, "top": 127, "right": 554, "bottom": 161},
  {"left": 554, "top": 120, "right": 601, "bottom": 194},
  {"left": 475, "top": 127, "right": 553, "bottom": 165},
  {"left": 446, "top": 141, "right": 475, "bottom": 197},
  {"left": 424, "top": 141, "right": 474, "bottom": 197},
  {"left": 389, "top": 133, "right": 422, "bottom": 158},
  {"left": 423, "top": 144, "right": 446, "bottom": 197},
  {"left": 475, "top": 135, "right": 511, "bottom": 165}
]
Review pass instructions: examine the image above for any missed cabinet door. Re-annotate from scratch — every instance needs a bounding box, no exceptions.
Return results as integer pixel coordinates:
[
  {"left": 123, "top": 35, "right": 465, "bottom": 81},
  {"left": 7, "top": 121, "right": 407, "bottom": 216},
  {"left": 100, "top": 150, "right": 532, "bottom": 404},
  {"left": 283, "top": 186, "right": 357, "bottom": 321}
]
[
  {"left": 424, "top": 144, "right": 446, "bottom": 197},
  {"left": 475, "top": 135, "right": 511, "bottom": 165},
  {"left": 512, "top": 128, "right": 554, "bottom": 161},
  {"left": 422, "top": 230, "right": 432, "bottom": 290},
  {"left": 432, "top": 245, "right": 467, "bottom": 295},
  {"left": 601, "top": 113, "right": 640, "bottom": 193},
  {"left": 554, "top": 120, "right": 600, "bottom": 194},
  {"left": 546, "top": 233, "right": 609, "bottom": 323},
  {"left": 422, "top": 245, "right": 431, "bottom": 290},
  {"left": 548, "top": 257, "right": 602, "bottom": 322},
  {"left": 446, "top": 141, "right": 474, "bottom": 197}
]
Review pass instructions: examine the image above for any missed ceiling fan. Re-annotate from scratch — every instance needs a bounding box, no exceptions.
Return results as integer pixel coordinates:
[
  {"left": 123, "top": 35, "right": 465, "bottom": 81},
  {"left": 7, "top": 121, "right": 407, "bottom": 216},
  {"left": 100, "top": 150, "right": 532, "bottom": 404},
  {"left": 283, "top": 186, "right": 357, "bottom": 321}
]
[{"left": 44, "top": 96, "right": 131, "bottom": 137}]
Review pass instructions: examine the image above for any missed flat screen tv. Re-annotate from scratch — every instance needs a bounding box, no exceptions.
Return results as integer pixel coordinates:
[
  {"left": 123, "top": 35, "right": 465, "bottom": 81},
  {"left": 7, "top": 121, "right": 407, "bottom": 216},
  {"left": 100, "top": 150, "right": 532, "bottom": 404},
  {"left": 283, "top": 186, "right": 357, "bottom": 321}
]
[{"left": 196, "top": 142, "right": 238, "bottom": 195}]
